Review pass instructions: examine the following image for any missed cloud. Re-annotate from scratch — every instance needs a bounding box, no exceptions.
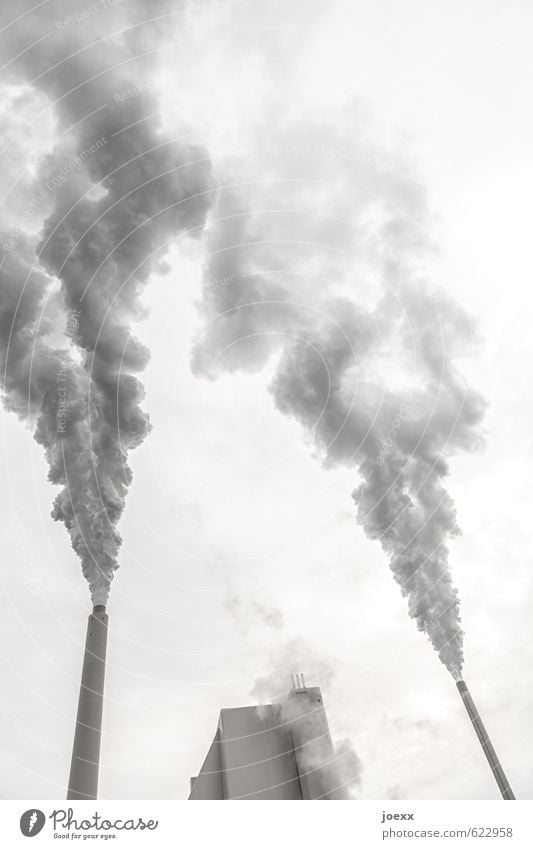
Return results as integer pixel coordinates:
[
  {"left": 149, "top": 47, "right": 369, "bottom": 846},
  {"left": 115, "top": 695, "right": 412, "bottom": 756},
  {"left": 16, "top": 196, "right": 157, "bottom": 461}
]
[{"left": 226, "top": 595, "right": 284, "bottom": 630}]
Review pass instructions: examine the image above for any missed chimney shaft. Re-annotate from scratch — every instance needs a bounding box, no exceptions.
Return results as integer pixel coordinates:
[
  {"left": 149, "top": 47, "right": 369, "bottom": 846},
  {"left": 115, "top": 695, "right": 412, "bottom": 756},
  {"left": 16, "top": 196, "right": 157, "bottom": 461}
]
[
  {"left": 456, "top": 680, "right": 515, "bottom": 800},
  {"left": 67, "top": 606, "right": 108, "bottom": 800}
]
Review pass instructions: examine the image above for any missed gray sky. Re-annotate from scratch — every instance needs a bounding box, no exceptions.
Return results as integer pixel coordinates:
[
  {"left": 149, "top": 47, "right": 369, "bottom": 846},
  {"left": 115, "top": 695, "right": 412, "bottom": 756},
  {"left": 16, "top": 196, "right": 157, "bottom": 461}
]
[{"left": 1, "top": 0, "right": 532, "bottom": 800}]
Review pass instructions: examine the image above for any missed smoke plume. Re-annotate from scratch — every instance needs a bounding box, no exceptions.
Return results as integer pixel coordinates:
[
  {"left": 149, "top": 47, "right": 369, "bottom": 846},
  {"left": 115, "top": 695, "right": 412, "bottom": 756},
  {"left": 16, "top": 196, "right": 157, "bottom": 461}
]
[
  {"left": 0, "top": 1, "right": 214, "bottom": 604},
  {"left": 192, "top": 118, "right": 485, "bottom": 678}
]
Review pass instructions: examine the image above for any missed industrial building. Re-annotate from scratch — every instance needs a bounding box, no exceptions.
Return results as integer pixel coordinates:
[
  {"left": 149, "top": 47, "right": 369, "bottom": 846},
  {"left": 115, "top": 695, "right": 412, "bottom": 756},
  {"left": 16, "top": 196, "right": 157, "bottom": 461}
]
[{"left": 189, "top": 675, "right": 350, "bottom": 799}]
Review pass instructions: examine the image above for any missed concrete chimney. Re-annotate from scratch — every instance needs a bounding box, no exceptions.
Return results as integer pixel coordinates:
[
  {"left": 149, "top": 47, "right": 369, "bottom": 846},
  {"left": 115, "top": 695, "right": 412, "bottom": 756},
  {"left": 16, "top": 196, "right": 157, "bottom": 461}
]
[
  {"left": 67, "top": 605, "right": 108, "bottom": 800},
  {"left": 456, "top": 679, "right": 515, "bottom": 800}
]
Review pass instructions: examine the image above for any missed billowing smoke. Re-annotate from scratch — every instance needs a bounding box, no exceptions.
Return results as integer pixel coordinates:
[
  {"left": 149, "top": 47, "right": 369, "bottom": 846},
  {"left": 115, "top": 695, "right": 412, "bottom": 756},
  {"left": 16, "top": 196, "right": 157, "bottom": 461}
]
[
  {"left": 0, "top": 1, "right": 214, "bottom": 604},
  {"left": 192, "top": 118, "right": 485, "bottom": 679}
]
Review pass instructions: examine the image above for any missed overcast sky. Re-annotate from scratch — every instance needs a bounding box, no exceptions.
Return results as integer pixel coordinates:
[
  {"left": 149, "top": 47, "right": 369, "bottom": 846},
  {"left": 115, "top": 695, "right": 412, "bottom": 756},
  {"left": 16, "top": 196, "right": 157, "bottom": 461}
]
[{"left": 1, "top": 0, "right": 532, "bottom": 801}]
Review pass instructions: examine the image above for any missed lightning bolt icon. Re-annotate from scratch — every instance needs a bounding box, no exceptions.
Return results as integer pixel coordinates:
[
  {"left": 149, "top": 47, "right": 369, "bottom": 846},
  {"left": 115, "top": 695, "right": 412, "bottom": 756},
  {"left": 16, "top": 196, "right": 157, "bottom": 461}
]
[{"left": 28, "top": 812, "right": 37, "bottom": 833}]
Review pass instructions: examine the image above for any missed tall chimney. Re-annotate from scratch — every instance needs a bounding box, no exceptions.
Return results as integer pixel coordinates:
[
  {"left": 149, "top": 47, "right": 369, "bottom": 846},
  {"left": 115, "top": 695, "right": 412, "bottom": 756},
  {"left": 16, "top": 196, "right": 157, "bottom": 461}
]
[
  {"left": 456, "top": 680, "right": 515, "bottom": 800},
  {"left": 67, "top": 605, "right": 108, "bottom": 800}
]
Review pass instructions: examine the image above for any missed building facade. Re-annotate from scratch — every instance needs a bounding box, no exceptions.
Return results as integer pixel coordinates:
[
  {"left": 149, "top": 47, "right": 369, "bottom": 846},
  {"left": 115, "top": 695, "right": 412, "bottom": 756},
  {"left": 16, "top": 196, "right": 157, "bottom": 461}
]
[{"left": 189, "top": 681, "right": 350, "bottom": 799}]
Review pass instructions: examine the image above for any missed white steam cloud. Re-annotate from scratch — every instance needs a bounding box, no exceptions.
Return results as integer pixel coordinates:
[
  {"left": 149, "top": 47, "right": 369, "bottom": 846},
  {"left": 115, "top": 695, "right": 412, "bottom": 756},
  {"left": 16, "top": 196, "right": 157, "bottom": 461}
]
[{"left": 0, "top": 1, "right": 214, "bottom": 604}]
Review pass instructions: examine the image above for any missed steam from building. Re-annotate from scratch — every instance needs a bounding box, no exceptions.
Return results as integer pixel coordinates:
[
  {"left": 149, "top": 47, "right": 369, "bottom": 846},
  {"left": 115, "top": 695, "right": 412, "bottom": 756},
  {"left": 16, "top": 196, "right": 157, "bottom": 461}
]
[
  {"left": 275, "top": 687, "right": 363, "bottom": 799},
  {"left": 0, "top": 1, "right": 214, "bottom": 603},
  {"left": 251, "top": 644, "right": 363, "bottom": 798}
]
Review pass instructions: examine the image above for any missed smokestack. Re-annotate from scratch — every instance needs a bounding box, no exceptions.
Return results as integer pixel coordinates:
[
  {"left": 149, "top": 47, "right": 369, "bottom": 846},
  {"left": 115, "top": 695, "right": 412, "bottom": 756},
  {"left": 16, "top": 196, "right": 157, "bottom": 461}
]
[
  {"left": 67, "top": 606, "right": 108, "bottom": 800},
  {"left": 456, "top": 680, "right": 515, "bottom": 800}
]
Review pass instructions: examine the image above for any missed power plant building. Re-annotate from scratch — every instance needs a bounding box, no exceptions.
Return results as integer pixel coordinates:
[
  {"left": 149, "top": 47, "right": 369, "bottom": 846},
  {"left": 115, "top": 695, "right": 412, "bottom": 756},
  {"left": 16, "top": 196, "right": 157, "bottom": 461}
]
[{"left": 189, "top": 677, "right": 350, "bottom": 800}]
